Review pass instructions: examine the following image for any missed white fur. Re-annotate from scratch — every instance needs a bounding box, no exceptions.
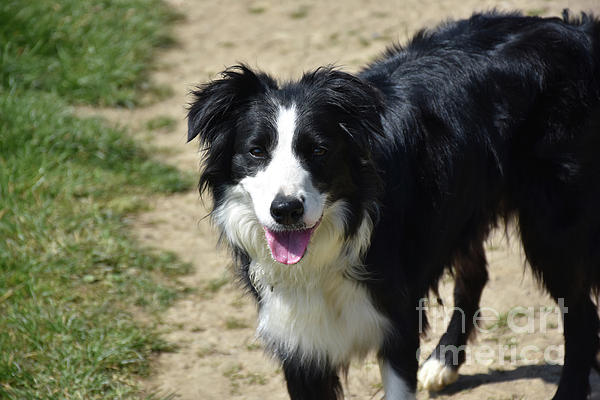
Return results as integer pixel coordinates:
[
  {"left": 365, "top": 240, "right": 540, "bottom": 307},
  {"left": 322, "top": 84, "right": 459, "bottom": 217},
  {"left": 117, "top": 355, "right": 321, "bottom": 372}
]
[
  {"left": 380, "top": 359, "right": 415, "bottom": 399},
  {"left": 417, "top": 358, "right": 459, "bottom": 391},
  {"left": 239, "top": 104, "right": 324, "bottom": 229},
  {"left": 212, "top": 102, "right": 389, "bottom": 369},
  {"left": 213, "top": 183, "right": 389, "bottom": 367}
]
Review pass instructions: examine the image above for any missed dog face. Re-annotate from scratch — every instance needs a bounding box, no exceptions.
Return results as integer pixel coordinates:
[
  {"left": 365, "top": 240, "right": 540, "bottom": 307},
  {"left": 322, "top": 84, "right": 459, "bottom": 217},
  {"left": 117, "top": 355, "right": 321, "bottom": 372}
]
[
  {"left": 234, "top": 103, "right": 328, "bottom": 264},
  {"left": 188, "top": 65, "right": 384, "bottom": 265}
]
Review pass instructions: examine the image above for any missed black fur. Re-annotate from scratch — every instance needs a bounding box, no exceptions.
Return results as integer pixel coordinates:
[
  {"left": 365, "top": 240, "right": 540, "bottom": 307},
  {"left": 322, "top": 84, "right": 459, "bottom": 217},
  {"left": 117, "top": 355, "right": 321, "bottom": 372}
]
[{"left": 188, "top": 10, "right": 600, "bottom": 400}]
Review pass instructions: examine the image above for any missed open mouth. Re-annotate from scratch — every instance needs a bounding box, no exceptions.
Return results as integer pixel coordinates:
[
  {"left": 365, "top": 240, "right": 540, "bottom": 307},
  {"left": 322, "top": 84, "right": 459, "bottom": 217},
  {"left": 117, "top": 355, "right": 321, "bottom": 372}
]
[{"left": 263, "top": 220, "right": 321, "bottom": 265}]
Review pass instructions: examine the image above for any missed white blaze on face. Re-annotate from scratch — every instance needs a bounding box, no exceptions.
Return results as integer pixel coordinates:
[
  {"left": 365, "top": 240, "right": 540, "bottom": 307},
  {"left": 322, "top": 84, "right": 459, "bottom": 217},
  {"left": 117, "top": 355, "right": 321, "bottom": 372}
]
[{"left": 240, "top": 104, "right": 325, "bottom": 229}]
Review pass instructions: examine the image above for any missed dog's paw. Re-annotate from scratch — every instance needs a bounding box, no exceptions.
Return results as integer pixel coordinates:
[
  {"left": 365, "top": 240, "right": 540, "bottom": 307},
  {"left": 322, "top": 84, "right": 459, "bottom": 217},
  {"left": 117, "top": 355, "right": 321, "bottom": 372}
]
[{"left": 418, "top": 358, "right": 459, "bottom": 392}]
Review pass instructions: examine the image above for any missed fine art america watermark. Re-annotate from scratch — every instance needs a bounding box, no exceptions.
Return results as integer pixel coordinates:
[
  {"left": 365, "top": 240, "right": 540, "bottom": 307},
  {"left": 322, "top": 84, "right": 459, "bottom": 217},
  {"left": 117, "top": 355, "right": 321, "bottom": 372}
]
[{"left": 416, "top": 298, "right": 568, "bottom": 365}]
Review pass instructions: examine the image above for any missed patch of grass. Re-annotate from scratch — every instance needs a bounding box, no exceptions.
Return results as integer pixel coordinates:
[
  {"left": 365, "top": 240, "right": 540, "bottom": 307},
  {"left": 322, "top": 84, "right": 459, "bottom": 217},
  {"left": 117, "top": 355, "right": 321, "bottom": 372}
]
[
  {"left": 246, "top": 372, "right": 267, "bottom": 386},
  {"left": 526, "top": 8, "right": 548, "bottom": 17},
  {"left": 0, "top": 0, "right": 180, "bottom": 106},
  {"left": 246, "top": 342, "right": 262, "bottom": 351},
  {"left": 248, "top": 5, "right": 267, "bottom": 14},
  {"left": 0, "top": 90, "right": 193, "bottom": 399},
  {"left": 225, "top": 317, "right": 250, "bottom": 330},
  {"left": 358, "top": 36, "right": 372, "bottom": 47},
  {"left": 205, "top": 276, "right": 229, "bottom": 293},
  {"left": 219, "top": 41, "right": 237, "bottom": 49},
  {"left": 141, "top": 83, "right": 175, "bottom": 105},
  {"left": 223, "top": 363, "right": 267, "bottom": 394},
  {"left": 0, "top": 0, "right": 197, "bottom": 396},
  {"left": 197, "top": 346, "right": 216, "bottom": 358},
  {"left": 146, "top": 115, "right": 178, "bottom": 132},
  {"left": 503, "top": 336, "right": 519, "bottom": 346},
  {"left": 485, "top": 311, "right": 509, "bottom": 332},
  {"left": 230, "top": 297, "right": 246, "bottom": 309},
  {"left": 289, "top": 5, "right": 310, "bottom": 19},
  {"left": 546, "top": 321, "right": 559, "bottom": 329},
  {"left": 196, "top": 345, "right": 225, "bottom": 358},
  {"left": 329, "top": 32, "right": 340, "bottom": 44},
  {"left": 198, "top": 276, "right": 229, "bottom": 299},
  {"left": 223, "top": 363, "right": 243, "bottom": 395},
  {"left": 0, "top": 0, "right": 193, "bottom": 397}
]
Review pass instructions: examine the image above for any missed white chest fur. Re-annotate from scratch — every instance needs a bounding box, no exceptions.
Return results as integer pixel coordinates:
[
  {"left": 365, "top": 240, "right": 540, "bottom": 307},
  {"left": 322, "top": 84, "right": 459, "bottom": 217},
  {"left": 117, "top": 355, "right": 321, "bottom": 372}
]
[
  {"left": 214, "top": 186, "right": 389, "bottom": 366},
  {"left": 253, "top": 262, "right": 389, "bottom": 367}
]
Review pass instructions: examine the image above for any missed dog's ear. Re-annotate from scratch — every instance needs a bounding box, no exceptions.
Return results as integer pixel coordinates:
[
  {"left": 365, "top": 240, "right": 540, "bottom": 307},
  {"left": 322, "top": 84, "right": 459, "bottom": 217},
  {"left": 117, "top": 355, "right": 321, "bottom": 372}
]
[
  {"left": 187, "top": 65, "right": 277, "bottom": 196},
  {"left": 300, "top": 67, "right": 385, "bottom": 150},
  {"left": 301, "top": 68, "right": 385, "bottom": 227},
  {"left": 187, "top": 65, "right": 277, "bottom": 143}
]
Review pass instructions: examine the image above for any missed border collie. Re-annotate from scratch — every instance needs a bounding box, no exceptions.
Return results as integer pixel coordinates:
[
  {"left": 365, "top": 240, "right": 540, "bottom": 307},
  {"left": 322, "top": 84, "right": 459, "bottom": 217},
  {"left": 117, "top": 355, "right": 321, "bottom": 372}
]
[{"left": 187, "top": 10, "right": 600, "bottom": 400}]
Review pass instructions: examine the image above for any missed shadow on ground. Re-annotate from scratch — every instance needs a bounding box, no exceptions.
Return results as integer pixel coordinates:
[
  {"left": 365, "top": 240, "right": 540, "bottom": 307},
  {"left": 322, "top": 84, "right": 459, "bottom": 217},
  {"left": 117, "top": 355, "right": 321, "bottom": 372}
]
[{"left": 429, "top": 364, "right": 600, "bottom": 398}]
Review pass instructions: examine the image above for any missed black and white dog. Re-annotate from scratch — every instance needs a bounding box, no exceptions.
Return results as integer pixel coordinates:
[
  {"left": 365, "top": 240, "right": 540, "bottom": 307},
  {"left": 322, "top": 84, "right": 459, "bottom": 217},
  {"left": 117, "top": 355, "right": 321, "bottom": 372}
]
[{"left": 187, "top": 10, "right": 600, "bottom": 399}]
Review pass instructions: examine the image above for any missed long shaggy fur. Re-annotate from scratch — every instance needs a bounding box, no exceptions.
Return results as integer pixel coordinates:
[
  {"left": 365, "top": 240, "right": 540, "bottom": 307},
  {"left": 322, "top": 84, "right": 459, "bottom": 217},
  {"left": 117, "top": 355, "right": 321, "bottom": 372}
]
[{"left": 188, "top": 10, "right": 600, "bottom": 400}]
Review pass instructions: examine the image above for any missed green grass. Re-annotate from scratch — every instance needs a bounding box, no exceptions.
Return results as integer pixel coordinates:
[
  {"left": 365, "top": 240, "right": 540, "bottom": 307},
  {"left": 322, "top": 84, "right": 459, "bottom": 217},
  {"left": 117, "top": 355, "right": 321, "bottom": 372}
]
[
  {"left": 0, "top": 90, "right": 192, "bottom": 399},
  {"left": 204, "top": 276, "right": 229, "bottom": 295},
  {"left": 223, "top": 363, "right": 267, "bottom": 395},
  {"left": 0, "top": 0, "right": 179, "bottom": 106},
  {"left": 526, "top": 8, "right": 548, "bottom": 17},
  {"left": 248, "top": 5, "right": 267, "bottom": 15},
  {"left": 224, "top": 317, "right": 249, "bottom": 330},
  {"left": 146, "top": 115, "right": 177, "bottom": 132},
  {"left": 289, "top": 5, "right": 310, "bottom": 19},
  {"left": 0, "top": 0, "right": 193, "bottom": 398}
]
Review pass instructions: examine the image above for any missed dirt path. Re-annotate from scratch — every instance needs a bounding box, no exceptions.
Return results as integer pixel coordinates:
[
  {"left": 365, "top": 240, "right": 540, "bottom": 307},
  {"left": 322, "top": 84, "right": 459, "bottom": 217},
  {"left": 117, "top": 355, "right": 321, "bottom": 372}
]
[{"left": 116, "top": 0, "right": 600, "bottom": 398}]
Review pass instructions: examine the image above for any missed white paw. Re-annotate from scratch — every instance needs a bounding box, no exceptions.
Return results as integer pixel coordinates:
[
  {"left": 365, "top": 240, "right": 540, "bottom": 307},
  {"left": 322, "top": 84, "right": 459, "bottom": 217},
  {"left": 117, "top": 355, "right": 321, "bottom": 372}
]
[{"left": 418, "top": 358, "right": 459, "bottom": 392}]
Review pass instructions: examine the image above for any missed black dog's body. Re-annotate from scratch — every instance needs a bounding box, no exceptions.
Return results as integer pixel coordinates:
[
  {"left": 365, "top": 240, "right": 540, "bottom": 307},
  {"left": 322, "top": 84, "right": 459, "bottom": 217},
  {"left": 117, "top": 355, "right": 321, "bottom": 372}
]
[
  {"left": 362, "top": 11, "right": 600, "bottom": 398},
  {"left": 188, "top": 11, "right": 600, "bottom": 399}
]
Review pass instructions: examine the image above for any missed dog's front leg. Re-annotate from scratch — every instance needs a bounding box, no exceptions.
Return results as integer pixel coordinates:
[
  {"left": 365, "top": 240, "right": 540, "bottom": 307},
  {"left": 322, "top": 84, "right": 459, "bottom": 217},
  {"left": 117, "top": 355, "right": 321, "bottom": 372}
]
[
  {"left": 378, "top": 327, "right": 419, "bottom": 400},
  {"left": 378, "top": 358, "right": 417, "bottom": 400},
  {"left": 282, "top": 358, "right": 343, "bottom": 400}
]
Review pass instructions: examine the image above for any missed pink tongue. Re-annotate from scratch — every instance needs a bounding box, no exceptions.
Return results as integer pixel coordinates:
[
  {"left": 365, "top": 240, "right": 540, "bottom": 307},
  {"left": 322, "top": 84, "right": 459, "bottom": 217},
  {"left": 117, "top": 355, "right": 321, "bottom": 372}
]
[{"left": 264, "top": 228, "right": 313, "bottom": 265}]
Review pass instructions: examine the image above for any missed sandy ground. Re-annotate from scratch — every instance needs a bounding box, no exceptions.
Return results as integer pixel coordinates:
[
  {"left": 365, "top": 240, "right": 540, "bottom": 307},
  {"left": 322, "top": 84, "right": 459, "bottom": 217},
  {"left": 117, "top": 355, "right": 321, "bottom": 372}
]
[{"left": 91, "top": 0, "right": 600, "bottom": 398}]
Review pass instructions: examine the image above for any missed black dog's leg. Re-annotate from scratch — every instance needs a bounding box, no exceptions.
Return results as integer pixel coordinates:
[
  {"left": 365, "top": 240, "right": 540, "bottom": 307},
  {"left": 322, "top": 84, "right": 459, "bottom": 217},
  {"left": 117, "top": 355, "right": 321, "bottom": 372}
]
[
  {"left": 552, "top": 296, "right": 599, "bottom": 400},
  {"left": 418, "top": 242, "right": 488, "bottom": 391},
  {"left": 517, "top": 187, "right": 600, "bottom": 399},
  {"left": 282, "top": 358, "right": 342, "bottom": 400},
  {"left": 379, "top": 309, "right": 421, "bottom": 399}
]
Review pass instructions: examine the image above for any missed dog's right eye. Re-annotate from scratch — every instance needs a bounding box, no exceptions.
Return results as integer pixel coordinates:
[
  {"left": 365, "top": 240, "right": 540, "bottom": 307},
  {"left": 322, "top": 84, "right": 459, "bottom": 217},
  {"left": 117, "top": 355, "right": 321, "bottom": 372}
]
[{"left": 249, "top": 147, "right": 267, "bottom": 158}]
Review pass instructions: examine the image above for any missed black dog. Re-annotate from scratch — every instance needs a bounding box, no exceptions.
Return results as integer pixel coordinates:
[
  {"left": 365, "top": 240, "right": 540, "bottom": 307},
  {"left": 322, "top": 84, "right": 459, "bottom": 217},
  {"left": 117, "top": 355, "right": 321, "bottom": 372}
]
[{"left": 187, "top": 10, "right": 600, "bottom": 399}]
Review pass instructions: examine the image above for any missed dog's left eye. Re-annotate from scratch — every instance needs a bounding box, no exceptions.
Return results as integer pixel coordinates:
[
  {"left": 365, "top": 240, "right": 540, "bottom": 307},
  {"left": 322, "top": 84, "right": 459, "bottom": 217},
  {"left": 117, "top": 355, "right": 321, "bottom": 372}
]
[
  {"left": 249, "top": 147, "right": 267, "bottom": 158},
  {"left": 312, "top": 146, "right": 327, "bottom": 157}
]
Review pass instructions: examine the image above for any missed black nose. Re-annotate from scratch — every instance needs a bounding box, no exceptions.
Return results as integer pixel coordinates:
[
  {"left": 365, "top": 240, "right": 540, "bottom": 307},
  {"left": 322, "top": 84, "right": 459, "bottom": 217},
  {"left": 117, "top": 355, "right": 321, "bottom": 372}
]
[{"left": 270, "top": 195, "right": 304, "bottom": 225}]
